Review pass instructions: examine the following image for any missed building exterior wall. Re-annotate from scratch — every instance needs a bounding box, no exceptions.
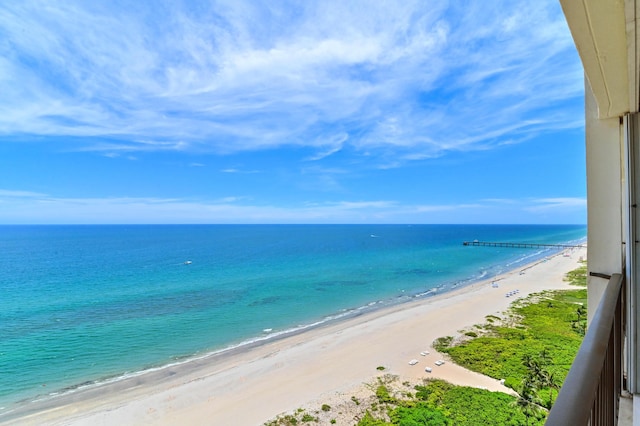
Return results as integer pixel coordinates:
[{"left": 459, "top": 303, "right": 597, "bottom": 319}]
[{"left": 585, "top": 78, "right": 625, "bottom": 322}]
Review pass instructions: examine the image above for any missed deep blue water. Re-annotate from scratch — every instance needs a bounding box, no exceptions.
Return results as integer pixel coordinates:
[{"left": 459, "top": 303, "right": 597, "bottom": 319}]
[{"left": 0, "top": 224, "right": 585, "bottom": 413}]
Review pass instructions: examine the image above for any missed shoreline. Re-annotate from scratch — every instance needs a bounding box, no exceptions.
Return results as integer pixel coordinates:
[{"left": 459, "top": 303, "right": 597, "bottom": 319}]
[
  {"left": 0, "top": 244, "right": 565, "bottom": 410},
  {"left": 2, "top": 246, "right": 586, "bottom": 425}
]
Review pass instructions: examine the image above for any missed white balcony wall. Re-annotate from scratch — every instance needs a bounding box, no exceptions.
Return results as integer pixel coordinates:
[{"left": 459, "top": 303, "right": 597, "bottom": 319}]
[{"left": 586, "top": 80, "right": 625, "bottom": 321}]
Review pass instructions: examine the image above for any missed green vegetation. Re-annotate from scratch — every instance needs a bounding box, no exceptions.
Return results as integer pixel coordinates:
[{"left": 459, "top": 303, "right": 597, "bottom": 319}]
[
  {"left": 414, "top": 380, "right": 538, "bottom": 425},
  {"left": 321, "top": 404, "right": 331, "bottom": 412},
  {"left": 266, "top": 408, "right": 317, "bottom": 426},
  {"left": 265, "top": 414, "right": 299, "bottom": 426},
  {"left": 376, "top": 365, "right": 386, "bottom": 371},
  {"left": 355, "top": 378, "right": 542, "bottom": 426},
  {"left": 375, "top": 384, "right": 396, "bottom": 405},
  {"left": 564, "top": 262, "right": 587, "bottom": 286},
  {"left": 301, "top": 413, "right": 317, "bottom": 422},
  {"left": 433, "top": 335, "right": 453, "bottom": 351},
  {"left": 437, "top": 288, "right": 586, "bottom": 409}
]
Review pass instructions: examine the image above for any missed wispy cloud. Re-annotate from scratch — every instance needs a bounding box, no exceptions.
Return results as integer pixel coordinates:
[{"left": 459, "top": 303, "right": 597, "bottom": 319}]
[
  {"left": 305, "top": 133, "right": 348, "bottom": 161},
  {"left": 0, "top": 190, "right": 585, "bottom": 224},
  {"left": 480, "top": 196, "right": 587, "bottom": 212},
  {"left": 526, "top": 197, "right": 587, "bottom": 212},
  {"left": 220, "top": 168, "right": 260, "bottom": 174},
  {"left": 0, "top": 0, "right": 582, "bottom": 166},
  {"left": 0, "top": 189, "right": 47, "bottom": 198}
]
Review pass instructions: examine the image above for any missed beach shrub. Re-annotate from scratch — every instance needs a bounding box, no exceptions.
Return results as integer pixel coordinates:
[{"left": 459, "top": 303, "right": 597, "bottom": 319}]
[
  {"left": 300, "top": 413, "right": 317, "bottom": 422},
  {"left": 464, "top": 331, "right": 478, "bottom": 338},
  {"left": 437, "top": 286, "right": 586, "bottom": 410},
  {"left": 376, "top": 365, "right": 386, "bottom": 371},
  {"left": 358, "top": 379, "right": 540, "bottom": 425},
  {"left": 357, "top": 411, "right": 392, "bottom": 426},
  {"left": 321, "top": 404, "right": 331, "bottom": 412},
  {"left": 265, "top": 414, "right": 299, "bottom": 426},
  {"left": 504, "top": 376, "right": 519, "bottom": 390},
  {"left": 376, "top": 385, "right": 396, "bottom": 404},
  {"left": 411, "top": 380, "right": 537, "bottom": 425},
  {"left": 389, "top": 404, "right": 449, "bottom": 425},
  {"left": 564, "top": 263, "right": 587, "bottom": 286},
  {"left": 433, "top": 336, "right": 453, "bottom": 351}
]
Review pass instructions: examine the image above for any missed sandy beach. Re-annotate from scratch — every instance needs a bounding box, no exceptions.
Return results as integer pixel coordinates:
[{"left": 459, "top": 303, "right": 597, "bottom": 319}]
[{"left": 4, "top": 247, "right": 586, "bottom": 426}]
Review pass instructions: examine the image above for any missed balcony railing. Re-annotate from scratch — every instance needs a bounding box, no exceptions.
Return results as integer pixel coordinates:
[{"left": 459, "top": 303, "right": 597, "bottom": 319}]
[{"left": 546, "top": 273, "right": 625, "bottom": 426}]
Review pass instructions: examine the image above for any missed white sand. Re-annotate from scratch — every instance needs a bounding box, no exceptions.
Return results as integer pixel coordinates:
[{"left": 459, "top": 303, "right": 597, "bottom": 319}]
[{"left": 5, "top": 248, "right": 585, "bottom": 426}]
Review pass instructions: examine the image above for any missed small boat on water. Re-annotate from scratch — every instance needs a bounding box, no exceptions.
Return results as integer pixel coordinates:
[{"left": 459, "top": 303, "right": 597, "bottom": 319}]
[{"left": 184, "top": 260, "right": 192, "bottom": 265}]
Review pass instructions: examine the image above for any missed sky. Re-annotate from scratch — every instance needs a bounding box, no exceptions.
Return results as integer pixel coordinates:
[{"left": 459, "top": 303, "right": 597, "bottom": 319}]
[{"left": 0, "top": 0, "right": 586, "bottom": 224}]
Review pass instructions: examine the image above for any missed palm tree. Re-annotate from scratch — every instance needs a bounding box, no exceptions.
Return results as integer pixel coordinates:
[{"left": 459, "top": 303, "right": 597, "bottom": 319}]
[
  {"left": 515, "top": 378, "right": 549, "bottom": 425},
  {"left": 522, "top": 354, "right": 543, "bottom": 386},
  {"left": 516, "top": 379, "right": 539, "bottom": 425},
  {"left": 576, "top": 304, "right": 587, "bottom": 321},
  {"left": 573, "top": 304, "right": 587, "bottom": 335},
  {"left": 535, "top": 350, "right": 558, "bottom": 407},
  {"left": 540, "top": 369, "right": 559, "bottom": 407},
  {"left": 539, "top": 349, "right": 552, "bottom": 366}
]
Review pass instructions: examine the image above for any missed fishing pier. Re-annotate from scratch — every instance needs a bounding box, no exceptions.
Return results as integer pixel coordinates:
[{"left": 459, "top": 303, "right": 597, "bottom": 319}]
[{"left": 462, "top": 241, "right": 585, "bottom": 249}]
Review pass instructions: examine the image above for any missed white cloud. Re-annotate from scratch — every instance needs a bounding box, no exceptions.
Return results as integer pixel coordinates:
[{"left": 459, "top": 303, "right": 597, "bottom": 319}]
[
  {"left": 0, "top": 189, "right": 47, "bottom": 198},
  {"left": 305, "top": 132, "right": 348, "bottom": 161},
  {"left": 220, "top": 167, "right": 260, "bottom": 174},
  {"left": 526, "top": 197, "right": 587, "bottom": 212},
  {"left": 0, "top": 0, "right": 582, "bottom": 166},
  {"left": 0, "top": 191, "right": 585, "bottom": 224}
]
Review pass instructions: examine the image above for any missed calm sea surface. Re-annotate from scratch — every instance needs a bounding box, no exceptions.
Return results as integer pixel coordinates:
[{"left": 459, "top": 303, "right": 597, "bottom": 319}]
[{"left": 0, "top": 224, "right": 585, "bottom": 413}]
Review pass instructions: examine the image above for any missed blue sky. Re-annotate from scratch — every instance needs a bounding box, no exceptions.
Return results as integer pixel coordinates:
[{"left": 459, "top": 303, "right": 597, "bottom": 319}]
[{"left": 0, "top": 1, "right": 586, "bottom": 224}]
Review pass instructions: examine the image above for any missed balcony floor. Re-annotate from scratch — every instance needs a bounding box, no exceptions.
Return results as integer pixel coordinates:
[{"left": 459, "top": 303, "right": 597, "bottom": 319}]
[{"left": 617, "top": 393, "right": 633, "bottom": 426}]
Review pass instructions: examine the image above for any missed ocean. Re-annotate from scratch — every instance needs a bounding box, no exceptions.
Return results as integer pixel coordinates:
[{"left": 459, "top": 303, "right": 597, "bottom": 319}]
[{"left": 0, "top": 224, "right": 586, "bottom": 415}]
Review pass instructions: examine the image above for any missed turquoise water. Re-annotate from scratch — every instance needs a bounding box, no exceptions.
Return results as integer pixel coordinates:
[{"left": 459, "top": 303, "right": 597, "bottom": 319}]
[{"left": 0, "top": 224, "right": 585, "bottom": 414}]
